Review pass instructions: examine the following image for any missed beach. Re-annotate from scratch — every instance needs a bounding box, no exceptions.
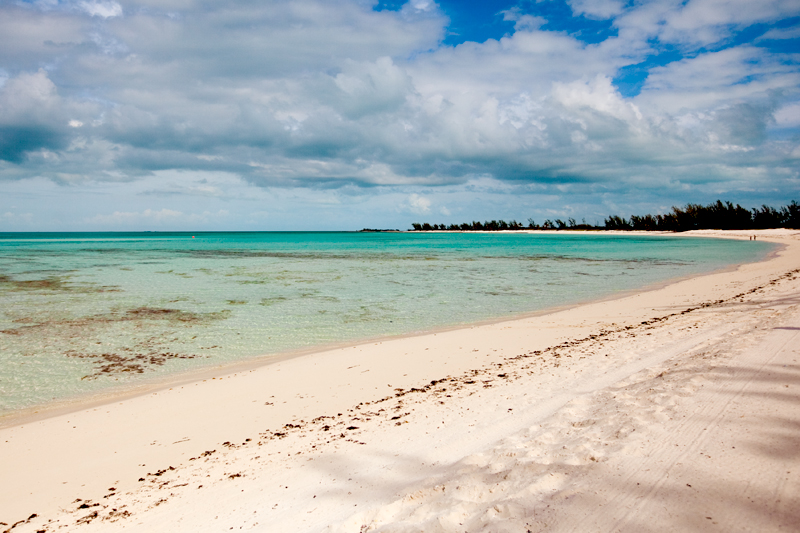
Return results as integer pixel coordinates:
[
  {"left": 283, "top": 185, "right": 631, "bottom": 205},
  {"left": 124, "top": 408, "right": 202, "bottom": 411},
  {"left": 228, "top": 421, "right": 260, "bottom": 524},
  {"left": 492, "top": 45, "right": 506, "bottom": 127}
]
[{"left": 1, "top": 228, "right": 798, "bottom": 532}]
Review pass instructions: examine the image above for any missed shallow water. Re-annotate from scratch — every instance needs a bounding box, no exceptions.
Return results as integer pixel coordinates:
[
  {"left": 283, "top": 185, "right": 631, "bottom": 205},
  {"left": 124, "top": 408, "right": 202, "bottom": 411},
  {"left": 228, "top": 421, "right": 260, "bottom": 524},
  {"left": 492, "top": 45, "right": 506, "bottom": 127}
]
[{"left": 0, "top": 231, "right": 772, "bottom": 414}]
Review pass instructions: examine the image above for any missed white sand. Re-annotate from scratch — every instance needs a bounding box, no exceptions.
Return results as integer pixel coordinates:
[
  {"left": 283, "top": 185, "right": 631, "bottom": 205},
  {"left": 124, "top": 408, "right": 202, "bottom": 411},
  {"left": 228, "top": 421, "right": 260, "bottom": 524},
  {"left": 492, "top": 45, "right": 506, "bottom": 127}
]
[{"left": 1, "top": 229, "right": 798, "bottom": 532}]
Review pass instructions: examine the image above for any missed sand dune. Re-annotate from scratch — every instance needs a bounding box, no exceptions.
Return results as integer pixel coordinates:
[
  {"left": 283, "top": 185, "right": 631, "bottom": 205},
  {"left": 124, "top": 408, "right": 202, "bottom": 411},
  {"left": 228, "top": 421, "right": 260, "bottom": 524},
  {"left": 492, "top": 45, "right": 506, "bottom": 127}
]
[{"left": 1, "top": 229, "right": 798, "bottom": 532}]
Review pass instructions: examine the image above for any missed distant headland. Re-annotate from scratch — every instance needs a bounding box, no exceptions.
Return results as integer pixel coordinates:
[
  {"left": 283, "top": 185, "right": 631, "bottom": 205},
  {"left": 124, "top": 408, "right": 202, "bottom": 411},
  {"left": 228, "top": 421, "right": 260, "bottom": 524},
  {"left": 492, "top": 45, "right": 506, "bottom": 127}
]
[{"left": 410, "top": 200, "right": 800, "bottom": 232}]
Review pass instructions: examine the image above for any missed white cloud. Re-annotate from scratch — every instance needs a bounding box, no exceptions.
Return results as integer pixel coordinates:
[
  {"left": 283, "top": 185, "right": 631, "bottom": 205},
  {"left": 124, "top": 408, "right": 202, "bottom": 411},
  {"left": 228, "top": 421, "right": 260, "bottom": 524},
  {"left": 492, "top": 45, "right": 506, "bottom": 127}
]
[
  {"left": 757, "top": 25, "right": 800, "bottom": 41},
  {"left": 636, "top": 46, "right": 800, "bottom": 113},
  {"left": 568, "top": 0, "right": 625, "bottom": 20},
  {"left": 661, "top": 0, "right": 799, "bottom": 45},
  {"left": 408, "top": 0, "right": 434, "bottom": 12},
  {"left": 79, "top": 1, "right": 123, "bottom": 18},
  {"left": 554, "top": 75, "right": 643, "bottom": 122},
  {"left": 407, "top": 193, "right": 431, "bottom": 214},
  {"left": 774, "top": 103, "right": 800, "bottom": 127},
  {"left": 0, "top": 211, "right": 34, "bottom": 224},
  {"left": 611, "top": 0, "right": 800, "bottom": 49},
  {"left": 0, "top": 69, "right": 60, "bottom": 118},
  {"left": 333, "top": 57, "right": 413, "bottom": 118},
  {"left": 501, "top": 10, "right": 547, "bottom": 31},
  {"left": 0, "top": 0, "right": 797, "bottom": 227}
]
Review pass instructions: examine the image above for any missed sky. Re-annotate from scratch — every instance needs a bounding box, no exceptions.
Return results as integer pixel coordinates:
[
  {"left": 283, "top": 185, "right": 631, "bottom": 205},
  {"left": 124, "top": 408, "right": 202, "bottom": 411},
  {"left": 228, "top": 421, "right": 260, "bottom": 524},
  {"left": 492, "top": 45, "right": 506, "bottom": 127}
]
[{"left": 0, "top": 0, "right": 799, "bottom": 231}]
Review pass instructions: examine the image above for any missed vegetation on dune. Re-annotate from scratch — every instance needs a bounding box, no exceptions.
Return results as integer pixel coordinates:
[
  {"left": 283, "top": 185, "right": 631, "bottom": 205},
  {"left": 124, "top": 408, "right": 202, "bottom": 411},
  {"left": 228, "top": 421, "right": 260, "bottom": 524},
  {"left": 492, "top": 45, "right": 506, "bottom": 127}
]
[{"left": 410, "top": 200, "right": 800, "bottom": 232}]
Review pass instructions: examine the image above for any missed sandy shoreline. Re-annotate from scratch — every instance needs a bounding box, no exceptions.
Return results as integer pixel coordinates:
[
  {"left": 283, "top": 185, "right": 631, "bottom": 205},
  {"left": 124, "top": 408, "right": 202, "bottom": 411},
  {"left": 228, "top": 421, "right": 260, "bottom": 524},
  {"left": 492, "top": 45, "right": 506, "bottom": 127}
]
[{"left": 1, "top": 229, "right": 798, "bottom": 532}]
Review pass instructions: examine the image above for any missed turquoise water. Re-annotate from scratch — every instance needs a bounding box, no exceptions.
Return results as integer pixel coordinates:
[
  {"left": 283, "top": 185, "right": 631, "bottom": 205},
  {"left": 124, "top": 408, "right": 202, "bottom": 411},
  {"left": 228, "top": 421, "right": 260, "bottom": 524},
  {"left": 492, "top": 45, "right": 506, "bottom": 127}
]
[{"left": 0, "top": 232, "right": 772, "bottom": 414}]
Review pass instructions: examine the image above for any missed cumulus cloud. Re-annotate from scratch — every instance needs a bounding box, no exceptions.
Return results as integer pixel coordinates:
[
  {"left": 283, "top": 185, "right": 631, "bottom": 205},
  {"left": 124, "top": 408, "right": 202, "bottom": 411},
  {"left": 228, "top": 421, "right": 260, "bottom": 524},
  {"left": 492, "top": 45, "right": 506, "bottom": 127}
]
[
  {"left": 79, "top": 1, "right": 123, "bottom": 18},
  {"left": 1, "top": 211, "right": 34, "bottom": 225},
  {"left": 0, "top": 70, "right": 61, "bottom": 122},
  {"left": 657, "top": 0, "right": 800, "bottom": 47},
  {"left": 0, "top": 70, "right": 70, "bottom": 163},
  {"left": 0, "top": 0, "right": 797, "bottom": 227},
  {"left": 774, "top": 103, "right": 800, "bottom": 128},
  {"left": 636, "top": 46, "right": 799, "bottom": 113},
  {"left": 407, "top": 193, "right": 431, "bottom": 214},
  {"left": 333, "top": 57, "right": 413, "bottom": 119},
  {"left": 554, "top": 75, "right": 642, "bottom": 122},
  {"left": 757, "top": 25, "right": 800, "bottom": 41},
  {"left": 568, "top": 0, "right": 625, "bottom": 20},
  {"left": 610, "top": 0, "right": 800, "bottom": 50}
]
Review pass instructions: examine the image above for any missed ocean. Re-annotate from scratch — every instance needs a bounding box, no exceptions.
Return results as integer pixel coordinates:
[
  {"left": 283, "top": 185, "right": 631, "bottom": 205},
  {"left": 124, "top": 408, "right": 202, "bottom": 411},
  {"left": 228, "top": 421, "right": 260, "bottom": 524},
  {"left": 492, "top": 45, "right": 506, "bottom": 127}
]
[{"left": 0, "top": 231, "right": 772, "bottom": 416}]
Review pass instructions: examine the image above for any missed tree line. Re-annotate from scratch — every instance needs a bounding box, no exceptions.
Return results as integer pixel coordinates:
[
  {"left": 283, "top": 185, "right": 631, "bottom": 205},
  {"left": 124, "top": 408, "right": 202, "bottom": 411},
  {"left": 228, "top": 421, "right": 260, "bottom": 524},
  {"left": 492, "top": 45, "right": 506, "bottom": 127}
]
[{"left": 410, "top": 200, "right": 800, "bottom": 232}]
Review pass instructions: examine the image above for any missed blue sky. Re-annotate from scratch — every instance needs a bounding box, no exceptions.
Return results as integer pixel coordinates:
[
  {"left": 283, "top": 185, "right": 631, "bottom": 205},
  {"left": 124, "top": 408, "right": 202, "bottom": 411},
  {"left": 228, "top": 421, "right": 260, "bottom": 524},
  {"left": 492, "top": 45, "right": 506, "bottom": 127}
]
[{"left": 0, "top": 0, "right": 798, "bottom": 231}]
